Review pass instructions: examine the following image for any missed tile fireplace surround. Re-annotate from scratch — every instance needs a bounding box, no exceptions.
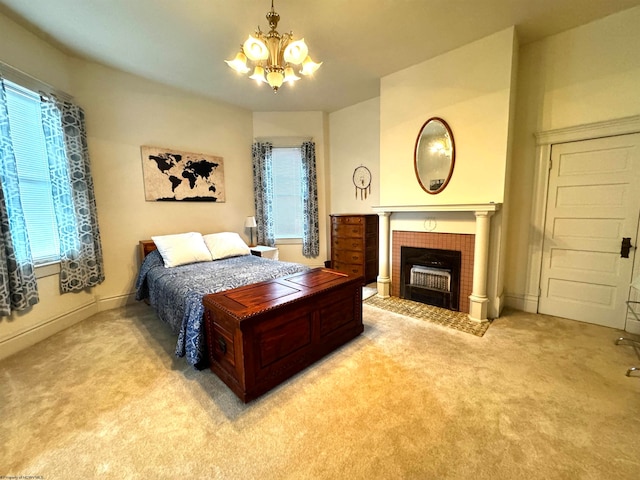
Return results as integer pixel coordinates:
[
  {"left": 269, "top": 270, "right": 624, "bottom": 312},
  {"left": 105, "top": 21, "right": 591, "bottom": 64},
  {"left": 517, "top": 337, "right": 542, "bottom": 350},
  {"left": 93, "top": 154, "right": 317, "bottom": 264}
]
[
  {"left": 372, "top": 203, "right": 501, "bottom": 323},
  {"left": 393, "top": 231, "right": 474, "bottom": 314}
]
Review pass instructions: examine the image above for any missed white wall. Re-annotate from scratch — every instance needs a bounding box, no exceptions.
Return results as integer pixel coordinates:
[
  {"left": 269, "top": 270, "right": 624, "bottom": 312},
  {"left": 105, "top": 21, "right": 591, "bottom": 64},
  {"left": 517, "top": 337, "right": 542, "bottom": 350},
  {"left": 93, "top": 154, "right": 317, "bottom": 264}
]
[
  {"left": 328, "top": 98, "right": 380, "bottom": 214},
  {"left": 504, "top": 6, "right": 640, "bottom": 307},
  {"left": 252, "top": 111, "right": 329, "bottom": 267}
]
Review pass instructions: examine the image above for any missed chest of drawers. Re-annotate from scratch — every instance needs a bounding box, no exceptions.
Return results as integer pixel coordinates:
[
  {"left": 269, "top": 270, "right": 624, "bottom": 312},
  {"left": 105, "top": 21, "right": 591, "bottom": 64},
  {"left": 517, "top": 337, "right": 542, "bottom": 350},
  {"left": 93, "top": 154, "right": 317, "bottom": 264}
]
[{"left": 330, "top": 214, "right": 379, "bottom": 284}]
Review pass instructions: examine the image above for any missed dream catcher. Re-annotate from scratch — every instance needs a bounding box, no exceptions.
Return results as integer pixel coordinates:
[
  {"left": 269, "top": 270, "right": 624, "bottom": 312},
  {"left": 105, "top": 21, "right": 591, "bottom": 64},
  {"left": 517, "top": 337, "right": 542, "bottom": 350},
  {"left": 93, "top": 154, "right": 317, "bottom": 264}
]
[{"left": 352, "top": 165, "right": 372, "bottom": 200}]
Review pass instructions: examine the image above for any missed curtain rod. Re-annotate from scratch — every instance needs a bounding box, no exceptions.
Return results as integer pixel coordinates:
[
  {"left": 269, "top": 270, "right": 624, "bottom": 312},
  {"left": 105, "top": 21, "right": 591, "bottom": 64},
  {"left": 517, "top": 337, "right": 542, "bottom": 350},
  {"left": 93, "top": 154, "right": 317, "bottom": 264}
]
[
  {"left": 254, "top": 136, "right": 313, "bottom": 147},
  {"left": 0, "top": 60, "right": 73, "bottom": 102}
]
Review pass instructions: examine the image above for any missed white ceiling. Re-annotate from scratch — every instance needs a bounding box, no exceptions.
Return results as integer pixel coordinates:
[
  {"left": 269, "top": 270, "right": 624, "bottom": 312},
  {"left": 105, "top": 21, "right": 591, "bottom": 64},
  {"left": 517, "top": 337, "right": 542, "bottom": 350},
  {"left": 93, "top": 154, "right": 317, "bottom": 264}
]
[{"left": 2, "top": 0, "right": 639, "bottom": 113}]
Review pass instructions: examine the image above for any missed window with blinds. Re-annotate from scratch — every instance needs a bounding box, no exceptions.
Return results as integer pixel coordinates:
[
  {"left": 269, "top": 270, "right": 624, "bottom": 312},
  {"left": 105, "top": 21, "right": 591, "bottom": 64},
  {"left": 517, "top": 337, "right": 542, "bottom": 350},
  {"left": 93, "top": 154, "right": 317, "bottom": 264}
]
[
  {"left": 4, "top": 80, "right": 60, "bottom": 264},
  {"left": 272, "top": 147, "right": 303, "bottom": 239}
]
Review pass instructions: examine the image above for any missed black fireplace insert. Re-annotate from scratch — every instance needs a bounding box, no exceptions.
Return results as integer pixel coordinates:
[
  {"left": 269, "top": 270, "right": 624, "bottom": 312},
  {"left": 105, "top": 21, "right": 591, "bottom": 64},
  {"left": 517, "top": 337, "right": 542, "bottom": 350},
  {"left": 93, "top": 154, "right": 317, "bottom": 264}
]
[{"left": 400, "top": 246, "right": 461, "bottom": 311}]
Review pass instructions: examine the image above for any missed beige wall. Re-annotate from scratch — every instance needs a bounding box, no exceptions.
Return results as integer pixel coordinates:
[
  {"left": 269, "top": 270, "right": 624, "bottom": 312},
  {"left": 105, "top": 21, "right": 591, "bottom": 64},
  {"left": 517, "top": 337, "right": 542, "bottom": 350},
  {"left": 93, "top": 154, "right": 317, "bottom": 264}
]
[
  {"left": 3, "top": 5, "right": 640, "bottom": 358},
  {"left": 0, "top": 13, "right": 97, "bottom": 358},
  {"left": 0, "top": 12, "right": 253, "bottom": 359},
  {"left": 378, "top": 27, "right": 518, "bottom": 317},
  {"left": 380, "top": 27, "right": 517, "bottom": 207},
  {"left": 505, "top": 6, "right": 640, "bottom": 306},
  {"left": 252, "top": 111, "right": 329, "bottom": 267},
  {"left": 0, "top": 13, "right": 72, "bottom": 93},
  {"left": 72, "top": 60, "right": 253, "bottom": 306},
  {"left": 328, "top": 97, "right": 380, "bottom": 214}
]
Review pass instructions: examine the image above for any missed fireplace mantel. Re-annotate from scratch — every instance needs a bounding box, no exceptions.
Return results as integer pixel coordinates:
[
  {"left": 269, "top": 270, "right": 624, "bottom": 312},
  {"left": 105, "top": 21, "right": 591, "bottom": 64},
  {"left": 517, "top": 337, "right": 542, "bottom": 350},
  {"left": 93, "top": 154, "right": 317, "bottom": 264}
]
[
  {"left": 372, "top": 202, "right": 502, "bottom": 323},
  {"left": 372, "top": 203, "right": 501, "bottom": 214}
]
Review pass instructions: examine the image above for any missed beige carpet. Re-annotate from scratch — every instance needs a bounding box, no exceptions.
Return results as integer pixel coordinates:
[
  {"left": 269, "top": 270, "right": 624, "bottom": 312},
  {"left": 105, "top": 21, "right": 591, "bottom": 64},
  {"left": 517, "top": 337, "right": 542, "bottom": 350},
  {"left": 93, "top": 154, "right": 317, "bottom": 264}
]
[{"left": 2, "top": 303, "right": 640, "bottom": 479}]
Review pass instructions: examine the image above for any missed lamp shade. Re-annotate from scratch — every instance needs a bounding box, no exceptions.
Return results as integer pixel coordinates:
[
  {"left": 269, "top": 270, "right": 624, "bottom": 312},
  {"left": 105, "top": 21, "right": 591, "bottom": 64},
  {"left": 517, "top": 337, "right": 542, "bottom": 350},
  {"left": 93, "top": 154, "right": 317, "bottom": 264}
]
[
  {"left": 284, "top": 39, "right": 308, "bottom": 64},
  {"left": 225, "top": 50, "right": 250, "bottom": 73},
  {"left": 245, "top": 216, "right": 257, "bottom": 228},
  {"left": 243, "top": 35, "right": 269, "bottom": 61},
  {"left": 249, "top": 65, "right": 267, "bottom": 84},
  {"left": 266, "top": 70, "right": 284, "bottom": 90},
  {"left": 284, "top": 67, "right": 300, "bottom": 84},
  {"left": 300, "top": 55, "right": 322, "bottom": 76}
]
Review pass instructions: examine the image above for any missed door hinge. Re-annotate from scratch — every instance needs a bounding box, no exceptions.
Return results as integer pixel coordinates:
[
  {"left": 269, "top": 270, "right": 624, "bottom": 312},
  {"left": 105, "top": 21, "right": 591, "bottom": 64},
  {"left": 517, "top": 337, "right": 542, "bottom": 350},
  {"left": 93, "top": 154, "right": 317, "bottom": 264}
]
[{"left": 548, "top": 158, "right": 552, "bottom": 170}]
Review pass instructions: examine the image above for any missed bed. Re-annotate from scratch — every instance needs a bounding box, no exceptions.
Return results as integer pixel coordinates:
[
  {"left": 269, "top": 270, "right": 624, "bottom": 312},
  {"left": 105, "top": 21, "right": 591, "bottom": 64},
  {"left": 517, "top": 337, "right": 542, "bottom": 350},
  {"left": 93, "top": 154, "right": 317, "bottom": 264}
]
[
  {"left": 136, "top": 233, "right": 365, "bottom": 402},
  {"left": 135, "top": 238, "right": 310, "bottom": 367}
]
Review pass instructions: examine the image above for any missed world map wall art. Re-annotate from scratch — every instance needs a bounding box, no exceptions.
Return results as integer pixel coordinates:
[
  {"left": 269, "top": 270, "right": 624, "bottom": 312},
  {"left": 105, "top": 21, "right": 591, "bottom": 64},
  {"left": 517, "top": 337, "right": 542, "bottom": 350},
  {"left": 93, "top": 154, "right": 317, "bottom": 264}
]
[{"left": 141, "top": 146, "right": 225, "bottom": 202}]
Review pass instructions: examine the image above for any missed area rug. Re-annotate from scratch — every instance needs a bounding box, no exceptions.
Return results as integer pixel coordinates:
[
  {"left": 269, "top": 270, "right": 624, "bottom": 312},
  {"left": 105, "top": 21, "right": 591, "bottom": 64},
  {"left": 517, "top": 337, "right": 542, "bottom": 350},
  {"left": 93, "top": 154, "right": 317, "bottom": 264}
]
[{"left": 364, "top": 295, "right": 491, "bottom": 337}]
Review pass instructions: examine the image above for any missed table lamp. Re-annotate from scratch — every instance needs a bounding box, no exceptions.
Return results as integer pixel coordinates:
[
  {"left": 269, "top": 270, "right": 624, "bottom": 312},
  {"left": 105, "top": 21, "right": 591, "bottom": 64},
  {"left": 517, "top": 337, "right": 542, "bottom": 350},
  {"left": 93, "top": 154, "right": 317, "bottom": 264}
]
[{"left": 245, "top": 216, "right": 257, "bottom": 247}]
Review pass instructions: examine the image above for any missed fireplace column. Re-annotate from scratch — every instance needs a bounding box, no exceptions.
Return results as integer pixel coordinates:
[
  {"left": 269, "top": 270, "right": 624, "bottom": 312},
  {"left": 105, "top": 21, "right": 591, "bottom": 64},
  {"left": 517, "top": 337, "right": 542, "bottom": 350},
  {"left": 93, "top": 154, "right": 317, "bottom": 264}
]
[
  {"left": 376, "top": 211, "right": 391, "bottom": 297},
  {"left": 468, "top": 210, "right": 494, "bottom": 323}
]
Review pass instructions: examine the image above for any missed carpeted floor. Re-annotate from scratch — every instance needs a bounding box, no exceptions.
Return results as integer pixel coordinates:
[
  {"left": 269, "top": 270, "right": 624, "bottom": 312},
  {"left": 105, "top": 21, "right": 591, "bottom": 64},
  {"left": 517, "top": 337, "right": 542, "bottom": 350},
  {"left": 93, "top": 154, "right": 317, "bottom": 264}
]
[{"left": 2, "top": 302, "right": 640, "bottom": 479}]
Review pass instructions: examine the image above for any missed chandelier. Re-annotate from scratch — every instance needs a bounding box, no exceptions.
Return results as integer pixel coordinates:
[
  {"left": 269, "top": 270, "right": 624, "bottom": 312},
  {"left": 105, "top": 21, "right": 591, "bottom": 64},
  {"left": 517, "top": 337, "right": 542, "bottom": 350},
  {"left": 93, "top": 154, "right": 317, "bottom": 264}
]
[{"left": 225, "top": 0, "right": 322, "bottom": 92}]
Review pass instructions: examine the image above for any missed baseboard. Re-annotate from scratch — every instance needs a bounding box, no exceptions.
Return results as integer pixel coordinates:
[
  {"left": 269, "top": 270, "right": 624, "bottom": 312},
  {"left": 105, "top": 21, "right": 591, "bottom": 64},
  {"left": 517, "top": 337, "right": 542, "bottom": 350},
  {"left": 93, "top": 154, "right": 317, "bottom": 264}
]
[
  {"left": 0, "top": 302, "right": 98, "bottom": 362},
  {"left": 488, "top": 293, "right": 505, "bottom": 319},
  {"left": 97, "top": 292, "right": 137, "bottom": 312},
  {"left": 625, "top": 317, "right": 640, "bottom": 335},
  {"left": 503, "top": 293, "right": 538, "bottom": 313}
]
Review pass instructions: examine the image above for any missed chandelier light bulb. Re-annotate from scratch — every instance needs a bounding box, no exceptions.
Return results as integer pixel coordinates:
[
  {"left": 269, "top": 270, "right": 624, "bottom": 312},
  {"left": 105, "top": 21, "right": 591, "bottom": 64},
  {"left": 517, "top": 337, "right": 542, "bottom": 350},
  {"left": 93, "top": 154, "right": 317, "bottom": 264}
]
[
  {"left": 283, "top": 39, "right": 309, "bottom": 65},
  {"left": 283, "top": 67, "right": 300, "bottom": 84},
  {"left": 243, "top": 35, "right": 269, "bottom": 61},
  {"left": 225, "top": 50, "right": 250, "bottom": 74},
  {"left": 300, "top": 56, "right": 322, "bottom": 76},
  {"left": 250, "top": 65, "right": 267, "bottom": 84},
  {"left": 266, "top": 70, "right": 284, "bottom": 91}
]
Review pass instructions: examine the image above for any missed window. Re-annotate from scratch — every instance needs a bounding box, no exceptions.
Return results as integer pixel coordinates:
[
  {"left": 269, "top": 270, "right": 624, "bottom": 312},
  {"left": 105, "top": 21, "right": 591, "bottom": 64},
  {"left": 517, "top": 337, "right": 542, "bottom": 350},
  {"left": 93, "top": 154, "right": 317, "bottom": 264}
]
[
  {"left": 4, "top": 80, "right": 60, "bottom": 264},
  {"left": 272, "top": 147, "right": 303, "bottom": 239}
]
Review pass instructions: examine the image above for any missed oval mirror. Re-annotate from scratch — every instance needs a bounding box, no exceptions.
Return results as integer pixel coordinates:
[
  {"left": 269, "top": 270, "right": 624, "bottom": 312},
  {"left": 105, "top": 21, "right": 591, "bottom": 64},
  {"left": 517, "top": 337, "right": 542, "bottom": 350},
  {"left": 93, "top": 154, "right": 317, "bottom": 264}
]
[{"left": 414, "top": 117, "right": 455, "bottom": 194}]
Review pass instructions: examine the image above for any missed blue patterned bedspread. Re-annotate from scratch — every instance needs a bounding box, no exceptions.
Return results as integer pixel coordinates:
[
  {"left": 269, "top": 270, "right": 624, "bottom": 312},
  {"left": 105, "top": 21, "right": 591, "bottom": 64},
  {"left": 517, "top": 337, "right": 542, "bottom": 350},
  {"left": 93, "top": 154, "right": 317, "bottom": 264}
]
[{"left": 135, "top": 250, "right": 309, "bottom": 366}]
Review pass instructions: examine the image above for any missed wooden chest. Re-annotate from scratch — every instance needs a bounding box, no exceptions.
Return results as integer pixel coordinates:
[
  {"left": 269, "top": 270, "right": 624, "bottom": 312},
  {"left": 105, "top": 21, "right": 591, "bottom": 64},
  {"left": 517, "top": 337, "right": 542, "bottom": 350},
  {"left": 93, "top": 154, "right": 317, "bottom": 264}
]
[
  {"left": 330, "top": 214, "right": 379, "bottom": 284},
  {"left": 202, "top": 268, "right": 363, "bottom": 403}
]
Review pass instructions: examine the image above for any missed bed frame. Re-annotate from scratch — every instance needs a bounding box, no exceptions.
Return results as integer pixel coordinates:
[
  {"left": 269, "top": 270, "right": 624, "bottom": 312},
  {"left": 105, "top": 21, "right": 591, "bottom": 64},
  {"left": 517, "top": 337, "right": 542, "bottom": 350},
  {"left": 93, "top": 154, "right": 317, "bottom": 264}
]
[{"left": 139, "top": 240, "right": 364, "bottom": 402}]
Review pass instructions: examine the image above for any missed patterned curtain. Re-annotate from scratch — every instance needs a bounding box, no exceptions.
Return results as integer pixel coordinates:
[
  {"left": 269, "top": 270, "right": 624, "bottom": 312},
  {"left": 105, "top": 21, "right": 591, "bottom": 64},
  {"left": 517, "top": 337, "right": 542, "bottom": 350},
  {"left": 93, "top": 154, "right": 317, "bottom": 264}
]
[
  {"left": 41, "top": 98, "right": 105, "bottom": 293},
  {"left": 301, "top": 141, "right": 319, "bottom": 258},
  {"left": 0, "top": 79, "right": 39, "bottom": 315},
  {"left": 252, "top": 142, "right": 275, "bottom": 247}
]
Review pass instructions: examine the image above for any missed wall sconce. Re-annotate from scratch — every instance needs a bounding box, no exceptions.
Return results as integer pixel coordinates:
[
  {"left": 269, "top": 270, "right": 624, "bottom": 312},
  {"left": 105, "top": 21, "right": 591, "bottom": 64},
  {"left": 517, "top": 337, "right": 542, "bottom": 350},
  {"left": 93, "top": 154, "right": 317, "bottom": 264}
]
[{"left": 245, "top": 216, "right": 257, "bottom": 246}]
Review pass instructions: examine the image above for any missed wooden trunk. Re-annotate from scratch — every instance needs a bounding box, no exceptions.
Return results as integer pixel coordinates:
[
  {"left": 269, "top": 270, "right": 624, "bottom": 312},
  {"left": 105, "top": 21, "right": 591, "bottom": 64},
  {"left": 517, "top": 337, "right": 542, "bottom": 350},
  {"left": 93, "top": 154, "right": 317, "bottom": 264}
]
[{"left": 202, "top": 268, "right": 363, "bottom": 403}]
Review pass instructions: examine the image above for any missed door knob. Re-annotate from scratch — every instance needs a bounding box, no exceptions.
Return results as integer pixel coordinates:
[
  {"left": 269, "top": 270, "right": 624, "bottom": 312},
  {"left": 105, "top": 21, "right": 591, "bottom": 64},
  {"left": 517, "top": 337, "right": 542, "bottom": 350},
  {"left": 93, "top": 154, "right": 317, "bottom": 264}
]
[{"left": 621, "top": 237, "right": 633, "bottom": 258}]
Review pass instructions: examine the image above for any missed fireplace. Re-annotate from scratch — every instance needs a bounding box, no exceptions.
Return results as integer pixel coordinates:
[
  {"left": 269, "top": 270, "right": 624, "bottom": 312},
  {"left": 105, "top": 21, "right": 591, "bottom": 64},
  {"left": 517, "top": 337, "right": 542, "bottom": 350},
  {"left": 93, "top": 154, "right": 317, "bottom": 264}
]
[
  {"left": 374, "top": 204, "right": 499, "bottom": 322},
  {"left": 400, "top": 247, "right": 461, "bottom": 311},
  {"left": 391, "top": 231, "right": 474, "bottom": 314}
]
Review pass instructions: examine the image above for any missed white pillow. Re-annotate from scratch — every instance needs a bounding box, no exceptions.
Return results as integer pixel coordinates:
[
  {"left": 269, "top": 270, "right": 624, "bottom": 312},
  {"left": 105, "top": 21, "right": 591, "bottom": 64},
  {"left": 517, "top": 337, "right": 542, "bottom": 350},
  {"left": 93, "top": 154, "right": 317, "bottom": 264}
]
[
  {"left": 203, "top": 232, "right": 251, "bottom": 260},
  {"left": 151, "top": 232, "right": 212, "bottom": 268}
]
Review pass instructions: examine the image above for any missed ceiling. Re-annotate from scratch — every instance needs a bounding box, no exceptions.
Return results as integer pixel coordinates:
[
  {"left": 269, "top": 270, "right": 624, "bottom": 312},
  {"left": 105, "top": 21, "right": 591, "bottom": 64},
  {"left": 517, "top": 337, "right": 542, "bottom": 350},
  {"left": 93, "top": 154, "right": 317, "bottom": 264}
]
[{"left": 1, "top": 0, "right": 639, "bottom": 113}]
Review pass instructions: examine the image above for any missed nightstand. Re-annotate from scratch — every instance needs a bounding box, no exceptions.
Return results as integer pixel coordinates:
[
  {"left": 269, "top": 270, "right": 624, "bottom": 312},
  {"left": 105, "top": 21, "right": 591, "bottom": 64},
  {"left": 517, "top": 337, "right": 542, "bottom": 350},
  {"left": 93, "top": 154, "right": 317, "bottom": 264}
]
[{"left": 250, "top": 245, "right": 279, "bottom": 260}]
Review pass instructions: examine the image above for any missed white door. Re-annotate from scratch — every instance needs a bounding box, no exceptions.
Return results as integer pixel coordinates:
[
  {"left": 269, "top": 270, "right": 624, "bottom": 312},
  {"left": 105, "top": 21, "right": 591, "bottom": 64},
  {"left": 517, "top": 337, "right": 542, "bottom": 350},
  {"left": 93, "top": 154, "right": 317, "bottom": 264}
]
[{"left": 538, "top": 133, "right": 640, "bottom": 329}]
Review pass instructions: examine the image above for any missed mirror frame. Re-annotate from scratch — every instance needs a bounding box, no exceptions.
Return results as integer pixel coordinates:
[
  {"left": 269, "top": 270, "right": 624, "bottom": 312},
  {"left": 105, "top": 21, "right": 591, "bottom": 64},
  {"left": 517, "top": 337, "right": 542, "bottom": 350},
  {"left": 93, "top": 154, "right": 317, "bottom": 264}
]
[{"left": 413, "top": 117, "right": 456, "bottom": 195}]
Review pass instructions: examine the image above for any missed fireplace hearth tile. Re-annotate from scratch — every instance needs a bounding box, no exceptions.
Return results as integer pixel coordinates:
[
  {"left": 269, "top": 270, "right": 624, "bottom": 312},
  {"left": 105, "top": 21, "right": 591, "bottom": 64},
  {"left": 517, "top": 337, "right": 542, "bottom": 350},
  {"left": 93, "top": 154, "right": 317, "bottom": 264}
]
[{"left": 364, "top": 295, "right": 490, "bottom": 337}]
